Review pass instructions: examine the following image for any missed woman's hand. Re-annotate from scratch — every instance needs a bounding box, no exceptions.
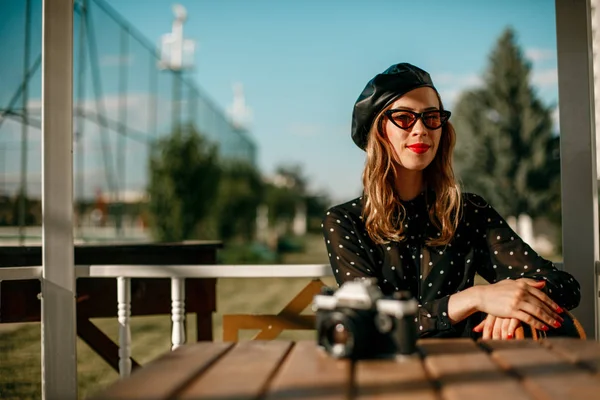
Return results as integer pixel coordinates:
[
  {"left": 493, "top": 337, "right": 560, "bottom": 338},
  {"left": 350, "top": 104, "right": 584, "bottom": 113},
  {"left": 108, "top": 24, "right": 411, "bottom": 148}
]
[
  {"left": 472, "top": 315, "right": 522, "bottom": 339},
  {"left": 475, "top": 279, "right": 564, "bottom": 332}
]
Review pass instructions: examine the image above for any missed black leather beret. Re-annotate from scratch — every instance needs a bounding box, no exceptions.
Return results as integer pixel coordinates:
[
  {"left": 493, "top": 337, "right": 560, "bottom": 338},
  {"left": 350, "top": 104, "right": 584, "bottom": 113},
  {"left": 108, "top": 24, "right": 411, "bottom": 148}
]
[{"left": 351, "top": 63, "right": 437, "bottom": 150}]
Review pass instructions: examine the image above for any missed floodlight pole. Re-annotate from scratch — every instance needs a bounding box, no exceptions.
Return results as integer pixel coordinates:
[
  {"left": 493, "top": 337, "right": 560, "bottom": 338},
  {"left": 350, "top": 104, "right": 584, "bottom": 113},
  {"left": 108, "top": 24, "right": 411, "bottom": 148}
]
[{"left": 159, "top": 4, "right": 194, "bottom": 134}]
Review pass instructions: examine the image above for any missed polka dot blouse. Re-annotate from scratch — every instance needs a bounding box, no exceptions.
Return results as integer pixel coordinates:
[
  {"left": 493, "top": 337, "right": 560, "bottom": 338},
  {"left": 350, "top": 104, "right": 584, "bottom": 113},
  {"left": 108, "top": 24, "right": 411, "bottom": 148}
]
[{"left": 321, "top": 191, "right": 581, "bottom": 338}]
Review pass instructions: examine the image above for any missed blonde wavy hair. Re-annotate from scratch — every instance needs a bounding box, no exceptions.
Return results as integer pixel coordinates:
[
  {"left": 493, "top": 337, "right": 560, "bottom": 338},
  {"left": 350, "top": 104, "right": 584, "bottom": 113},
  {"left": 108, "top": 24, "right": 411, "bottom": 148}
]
[{"left": 362, "top": 96, "right": 462, "bottom": 246}]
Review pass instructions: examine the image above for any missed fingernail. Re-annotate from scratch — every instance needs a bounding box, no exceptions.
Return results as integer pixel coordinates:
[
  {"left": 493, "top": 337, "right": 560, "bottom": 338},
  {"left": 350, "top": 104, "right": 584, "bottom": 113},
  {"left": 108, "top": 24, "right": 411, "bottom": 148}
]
[
  {"left": 556, "top": 306, "right": 564, "bottom": 313},
  {"left": 507, "top": 333, "right": 513, "bottom": 339},
  {"left": 553, "top": 321, "right": 562, "bottom": 328},
  {"left": 541, "top": 325, "right": 549, "bottom": 331}
]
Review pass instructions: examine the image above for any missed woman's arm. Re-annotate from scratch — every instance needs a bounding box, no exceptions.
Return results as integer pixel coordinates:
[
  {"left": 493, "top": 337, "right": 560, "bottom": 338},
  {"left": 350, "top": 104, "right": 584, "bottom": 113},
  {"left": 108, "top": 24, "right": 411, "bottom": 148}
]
[
  {"left": 322, "top": 207, "right": 379, "bottom": 286},
  {"left": 448, "top": 279, "right": 563, "bottom": 331},
  {"left": 468, "top": 193, "right": 580, "bottom": 310}
]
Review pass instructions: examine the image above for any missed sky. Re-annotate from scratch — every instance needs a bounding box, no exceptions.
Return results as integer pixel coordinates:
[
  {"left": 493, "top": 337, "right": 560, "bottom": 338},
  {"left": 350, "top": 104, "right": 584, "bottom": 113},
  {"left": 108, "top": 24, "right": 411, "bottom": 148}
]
[
  {"left": 1, "top": 0, "right": 560, "bottom": 204},
  {"left": 102, "top": 0, "right": 559, "bottom": 204}
]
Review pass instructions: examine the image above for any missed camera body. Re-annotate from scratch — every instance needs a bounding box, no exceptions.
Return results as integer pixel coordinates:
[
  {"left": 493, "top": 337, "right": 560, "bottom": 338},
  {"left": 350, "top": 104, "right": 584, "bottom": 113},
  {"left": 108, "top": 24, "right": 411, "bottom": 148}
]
[{"left": 313, "top": 278, "right": 419, "bottom": 359}]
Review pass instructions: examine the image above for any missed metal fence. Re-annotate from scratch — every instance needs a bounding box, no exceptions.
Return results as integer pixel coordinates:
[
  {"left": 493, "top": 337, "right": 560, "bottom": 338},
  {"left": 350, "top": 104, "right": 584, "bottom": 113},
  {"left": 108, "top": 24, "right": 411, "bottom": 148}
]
[{"left": 0, "top": 0, "right": 257, "bottom": 243}]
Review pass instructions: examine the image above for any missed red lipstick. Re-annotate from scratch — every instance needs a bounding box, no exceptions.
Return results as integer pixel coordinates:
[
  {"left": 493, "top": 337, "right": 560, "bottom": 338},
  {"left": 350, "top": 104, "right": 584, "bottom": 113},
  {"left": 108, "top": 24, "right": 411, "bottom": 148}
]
[{"left": 407, "top": 143, "right": 430, "bottom": 154}]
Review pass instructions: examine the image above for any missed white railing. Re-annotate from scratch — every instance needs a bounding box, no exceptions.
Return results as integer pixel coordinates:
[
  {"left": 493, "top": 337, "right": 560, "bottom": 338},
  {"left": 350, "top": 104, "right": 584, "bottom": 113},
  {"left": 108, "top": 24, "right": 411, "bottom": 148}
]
[{"left": 0, "top": 263, "right": 333, "bottom": 378}]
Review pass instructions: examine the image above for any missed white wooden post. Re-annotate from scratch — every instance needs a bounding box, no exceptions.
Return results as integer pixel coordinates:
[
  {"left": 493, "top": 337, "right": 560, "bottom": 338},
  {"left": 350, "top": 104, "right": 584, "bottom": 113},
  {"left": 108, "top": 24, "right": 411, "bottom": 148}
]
[
  {"left": 41, "top": 0, "right": 77, "bottom": 398},
  {"left": 556, "top": 0, "right": 600, "bottom": 339},
  {"left": 117, "top": 277, "right": 132, "bottom": 378},
  {"left": 171, "top": 277, "right": 186, "bottom": 350}
]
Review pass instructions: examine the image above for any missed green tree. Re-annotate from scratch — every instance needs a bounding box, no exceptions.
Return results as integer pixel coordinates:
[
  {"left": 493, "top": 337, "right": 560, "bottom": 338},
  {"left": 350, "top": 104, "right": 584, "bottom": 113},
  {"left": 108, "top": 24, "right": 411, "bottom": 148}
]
[
  {"left": 147, "top": 124, "right": 221, "bottom": 241},
  {"left": 265, "top": 164, "right": 308, "bottom": 223},
  {"left": 214, "top": 160, "right": 264, "bottom": 241},
  {"left": 453, "top": 28, "right": 559, "bottom": 223}
]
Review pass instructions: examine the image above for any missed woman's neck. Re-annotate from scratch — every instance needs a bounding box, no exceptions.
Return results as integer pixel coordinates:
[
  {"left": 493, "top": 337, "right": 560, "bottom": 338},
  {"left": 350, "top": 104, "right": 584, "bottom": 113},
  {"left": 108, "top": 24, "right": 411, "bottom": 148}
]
[{"left": 395, "top": 169, "right": 424, "bottom": 201}]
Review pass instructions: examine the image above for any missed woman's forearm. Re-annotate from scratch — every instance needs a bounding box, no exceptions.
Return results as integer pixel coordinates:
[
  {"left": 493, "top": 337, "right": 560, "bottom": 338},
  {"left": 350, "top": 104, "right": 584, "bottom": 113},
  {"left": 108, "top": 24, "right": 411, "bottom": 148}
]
[{"left": 447, "top": 286, "right": 481, "bottom": 325}]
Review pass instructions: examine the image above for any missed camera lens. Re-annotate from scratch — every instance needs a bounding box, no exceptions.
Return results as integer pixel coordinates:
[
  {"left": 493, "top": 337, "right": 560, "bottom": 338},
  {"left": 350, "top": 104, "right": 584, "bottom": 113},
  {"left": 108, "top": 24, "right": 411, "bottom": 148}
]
[
  {"left": 331, "top": 323, "right": 349, "bottom": 344},
  {"left": 327, "top": 321, "right": 353, "bottom": 357},
  {"left": 320, "top": 312, "right": 356, "bottom": 358}
]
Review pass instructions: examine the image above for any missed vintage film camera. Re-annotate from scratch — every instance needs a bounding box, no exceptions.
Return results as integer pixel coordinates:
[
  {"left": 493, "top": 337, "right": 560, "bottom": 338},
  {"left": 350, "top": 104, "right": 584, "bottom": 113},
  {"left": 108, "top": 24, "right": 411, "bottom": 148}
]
[{"left": 313, "top": 278, "right": 419, "bottom": 359}]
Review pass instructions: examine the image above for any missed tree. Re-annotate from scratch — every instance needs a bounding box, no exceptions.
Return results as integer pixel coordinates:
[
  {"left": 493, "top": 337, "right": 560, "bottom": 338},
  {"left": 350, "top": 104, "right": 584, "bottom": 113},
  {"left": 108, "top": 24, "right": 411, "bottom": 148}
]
[
  {"left": 213, "top": 160, "right": 264, "bottom": 241},
  {"left": 147, "top": 124, "right": 221, "bottom": 242},
  {"left": 453, "top": 28, "right": 559, "bottom": 226},
  {"left": 265, "top": 164, "right": 308, "bottom": 223}
]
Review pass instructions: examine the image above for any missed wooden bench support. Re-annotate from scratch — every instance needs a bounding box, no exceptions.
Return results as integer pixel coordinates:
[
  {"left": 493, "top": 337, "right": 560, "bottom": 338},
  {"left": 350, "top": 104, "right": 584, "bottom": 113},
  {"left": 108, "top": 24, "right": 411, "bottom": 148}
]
[{"left": 222, "top": 279, "right": 326, "bottom": 341}]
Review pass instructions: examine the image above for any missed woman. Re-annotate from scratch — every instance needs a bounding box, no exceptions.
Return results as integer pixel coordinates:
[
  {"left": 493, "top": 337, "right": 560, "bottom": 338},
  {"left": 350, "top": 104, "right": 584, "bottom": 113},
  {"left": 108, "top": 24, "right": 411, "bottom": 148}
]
[{"left": 322, "top": 62, "right": 580, "bottom": 340}]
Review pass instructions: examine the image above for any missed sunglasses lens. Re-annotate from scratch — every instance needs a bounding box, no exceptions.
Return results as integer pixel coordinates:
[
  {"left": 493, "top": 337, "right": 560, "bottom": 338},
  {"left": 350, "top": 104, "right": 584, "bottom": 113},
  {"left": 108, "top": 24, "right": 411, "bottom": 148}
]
[
  {"left": 390, "top": 112, "right": 416, "bottom": 129},
  {"left": 422, "top": 111, "right": 442, "bottom": 129}
]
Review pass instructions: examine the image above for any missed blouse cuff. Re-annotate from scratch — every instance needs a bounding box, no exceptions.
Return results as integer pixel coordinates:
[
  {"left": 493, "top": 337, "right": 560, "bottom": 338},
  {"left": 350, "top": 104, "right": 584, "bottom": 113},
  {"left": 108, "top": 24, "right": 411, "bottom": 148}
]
[
  {"left": 420, "top": 295, "right": 455, "bottom": 335},
  {"left": 434, "top": 295, "right": 454, "bottom": 331}
]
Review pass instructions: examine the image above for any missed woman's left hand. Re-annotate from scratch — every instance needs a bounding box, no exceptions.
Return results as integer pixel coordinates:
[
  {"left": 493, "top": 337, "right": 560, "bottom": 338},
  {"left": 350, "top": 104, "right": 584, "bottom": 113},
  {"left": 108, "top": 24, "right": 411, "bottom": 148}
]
[
  {"left": 472, "top": 277, "right": 556, "bottom": 339},
  {"left": 473, "top": 314, "right": 522, "bottom": 340}
]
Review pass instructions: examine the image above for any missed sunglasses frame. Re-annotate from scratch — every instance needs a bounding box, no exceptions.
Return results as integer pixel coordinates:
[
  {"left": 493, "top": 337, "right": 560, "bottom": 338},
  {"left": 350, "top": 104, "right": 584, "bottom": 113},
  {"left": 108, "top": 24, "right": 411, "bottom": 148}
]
[{"left": 384, "top": 109, "right": 451, "bottom": 130}]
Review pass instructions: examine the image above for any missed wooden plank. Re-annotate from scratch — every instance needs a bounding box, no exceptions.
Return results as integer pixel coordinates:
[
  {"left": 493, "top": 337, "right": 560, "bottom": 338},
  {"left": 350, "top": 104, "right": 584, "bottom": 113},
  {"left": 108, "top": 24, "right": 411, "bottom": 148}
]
[
  {"left": 264, "top": 340, "right": 351, "bottom": 399},
  {"left": 543, "top": 338, "right": 600, "bottom": 373},
  {"left": 177, "top": 341, "right": 292, "bottom": 399},
  {"left": 486, "top": 340, "right": 600, "bottom": 399},
  {"left": 89, "top": 342, "right": 233, "bottom": 400},
  {"left": 354, "top": 355, "right": 436, "bottom": 400},
  {"left": 0, "top": 241, "right": 221, "bottom": 267},
  {"left": 421, "top": 339, "right": 529, "bottom": 400}
]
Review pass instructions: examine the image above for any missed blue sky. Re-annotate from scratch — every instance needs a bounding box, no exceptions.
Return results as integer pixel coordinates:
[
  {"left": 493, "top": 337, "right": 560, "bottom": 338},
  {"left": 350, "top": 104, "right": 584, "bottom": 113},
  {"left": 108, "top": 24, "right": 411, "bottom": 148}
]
[
  {"left": 103, "top": 0, "right": 559, "bottom": 203},
  {"left": 1, "top": 0, "right": 560, "bottom": 203}
]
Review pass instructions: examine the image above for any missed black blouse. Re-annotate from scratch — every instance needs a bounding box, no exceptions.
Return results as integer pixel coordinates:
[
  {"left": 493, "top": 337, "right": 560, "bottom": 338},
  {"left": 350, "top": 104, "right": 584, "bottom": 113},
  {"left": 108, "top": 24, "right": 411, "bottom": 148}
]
[{"left": 321, "top": 191, "right": 581, "bottom": 338}]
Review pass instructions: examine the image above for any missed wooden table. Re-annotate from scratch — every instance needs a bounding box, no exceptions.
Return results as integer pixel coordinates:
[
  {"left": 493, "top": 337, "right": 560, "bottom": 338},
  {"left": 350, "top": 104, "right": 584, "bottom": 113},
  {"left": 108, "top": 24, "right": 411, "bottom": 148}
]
[{"left": 91, "top": 338, "right": 600, "bottom": 399}]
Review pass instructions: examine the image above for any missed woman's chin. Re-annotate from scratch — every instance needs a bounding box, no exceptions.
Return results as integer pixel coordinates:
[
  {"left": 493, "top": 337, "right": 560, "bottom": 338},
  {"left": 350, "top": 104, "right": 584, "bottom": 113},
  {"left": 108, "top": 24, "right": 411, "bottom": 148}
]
[{"left": 398, "top": 160, "right": 432, "bottom": 172}]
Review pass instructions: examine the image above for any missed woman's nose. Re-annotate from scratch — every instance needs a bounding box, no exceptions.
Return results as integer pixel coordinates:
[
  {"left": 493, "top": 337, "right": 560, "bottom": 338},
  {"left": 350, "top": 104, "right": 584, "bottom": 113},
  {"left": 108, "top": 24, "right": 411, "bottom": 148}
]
[{"left": 411, "top": 118, "right": 428, "bottom": 135}]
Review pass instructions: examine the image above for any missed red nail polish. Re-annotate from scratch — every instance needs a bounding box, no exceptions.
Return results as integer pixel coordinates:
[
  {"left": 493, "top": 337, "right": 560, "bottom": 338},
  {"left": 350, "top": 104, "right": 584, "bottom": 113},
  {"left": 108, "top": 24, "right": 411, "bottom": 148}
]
[
  {"left": 541, "top": 325, "right": 549, "bottom": 331},
  {"left": 553, "top": 321, "right": 561, "bottom": 328},
  {"left": 507, "top": 333, "right": 513, "bottom": 339},
  {"left": 556, "top": 306, "right": 564, "bottom": 313}
]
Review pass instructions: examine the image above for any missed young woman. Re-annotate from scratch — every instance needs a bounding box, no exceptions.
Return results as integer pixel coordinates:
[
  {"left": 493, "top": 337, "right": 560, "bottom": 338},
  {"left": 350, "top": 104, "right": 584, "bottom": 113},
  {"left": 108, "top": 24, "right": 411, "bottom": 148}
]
[{"left": 322, "top": 62, "right": 580, "bottom": 340}]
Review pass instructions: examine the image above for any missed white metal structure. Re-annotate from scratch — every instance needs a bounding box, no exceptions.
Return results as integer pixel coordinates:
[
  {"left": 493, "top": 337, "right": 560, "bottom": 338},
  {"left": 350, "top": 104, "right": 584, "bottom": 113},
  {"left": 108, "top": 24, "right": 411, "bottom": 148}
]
[{"left": 2, "top": 0, "right": 598, "bottom": 398}]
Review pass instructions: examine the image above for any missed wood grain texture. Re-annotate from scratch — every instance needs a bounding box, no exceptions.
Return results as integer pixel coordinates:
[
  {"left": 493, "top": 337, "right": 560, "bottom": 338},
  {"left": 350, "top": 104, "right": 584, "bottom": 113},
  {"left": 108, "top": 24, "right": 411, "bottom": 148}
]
[
  {"left": 421, "top": 339, "right": 529, "bottom": 400},
  {"left": 89, "top": 341, "right": 233, "bottom": 400},
  {"left": 543, "top": 338, "right": 600, "bottom": 373},
  {"left": 90, "top": 338, "right": 600, "bottom": 400},
  {"left": 177, "top": 341, "right": 292, "bottom": 399},
  {"left": 487, "top": 340, "right": 600, "bottom": 400},
  {"left": 354, "top": 355, "right": 436, "bottom": 400},
  {"left": 264, "top": 341, "right": 351, "bottom": 400}
]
